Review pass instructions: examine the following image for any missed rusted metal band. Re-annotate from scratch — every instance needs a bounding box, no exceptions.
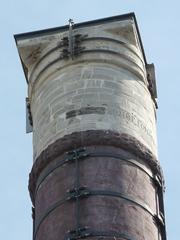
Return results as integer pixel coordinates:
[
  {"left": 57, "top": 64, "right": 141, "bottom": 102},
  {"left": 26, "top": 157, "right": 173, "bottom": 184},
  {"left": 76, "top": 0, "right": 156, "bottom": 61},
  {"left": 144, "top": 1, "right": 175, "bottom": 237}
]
[
  {"left": 29, "top": 130, "right": 164, "bottom": 204},
  {"left": 34, "top": 187, "right": 156, "bottom": 239},
  {"left": 34, "top": 149, "right": 163, "bottom": 200}
]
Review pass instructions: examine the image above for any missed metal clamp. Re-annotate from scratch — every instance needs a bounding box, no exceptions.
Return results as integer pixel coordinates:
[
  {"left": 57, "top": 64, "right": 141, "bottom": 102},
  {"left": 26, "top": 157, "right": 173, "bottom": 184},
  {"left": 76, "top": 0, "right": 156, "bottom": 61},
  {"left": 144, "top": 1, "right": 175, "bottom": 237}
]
[
  {"left": 73, "top": 34, "right": 87, "bottom": 56},
  {"left": 152, "top": 174, "right": 163, "bottom": 189},
  {"left": 153, "top": 214, "right": 164, "bottom": 227},
  {"left": 65, "top": 148, "right": 89, "bottom": 163},
  {"left": 67, "top": 187, "right": 90, "bottom": 200},
  {"left": 60, "top": 19, "right": 87, "bottom": 60}
]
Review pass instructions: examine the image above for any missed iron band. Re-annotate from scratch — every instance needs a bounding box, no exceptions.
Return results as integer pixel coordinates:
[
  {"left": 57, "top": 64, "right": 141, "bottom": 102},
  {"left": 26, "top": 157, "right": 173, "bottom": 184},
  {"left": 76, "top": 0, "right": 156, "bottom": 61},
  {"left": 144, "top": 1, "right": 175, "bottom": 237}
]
[
  {"left": 35, "top": 148, "right": 163, "bottom": 198},
  {"left": 33, "top": 187, "right": 160, "bottom": 239}
]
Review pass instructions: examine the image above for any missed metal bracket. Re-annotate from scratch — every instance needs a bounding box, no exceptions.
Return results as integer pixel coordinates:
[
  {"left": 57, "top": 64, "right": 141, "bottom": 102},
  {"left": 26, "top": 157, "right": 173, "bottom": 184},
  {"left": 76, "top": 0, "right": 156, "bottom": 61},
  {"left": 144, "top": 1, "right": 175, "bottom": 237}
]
[
  {"left": 151, "top": 174, "right": 163, "bottom": 190},
  {"left": 153, "top": 214, "right": 165, "bottom": 227},
  {"left": 32, "top": 207, "right": 35, "bottom": 220},
  {"left": 146, "top": 64, "right": 158, "bottom": 108},
  {"left": 65, "top": 148, "right": 89, "bottom": 164},
  {"left": 66, "top": 227, "right": 91, "bottom": 240},
  {"left": 61, "top": 37, "right": 69, "bottom": 46},
  {"left": 26, "top": 97, "right": 33, "bottom": 133},
  {"left": 73, "top": 34, "right": 87, "bottom": 56}
]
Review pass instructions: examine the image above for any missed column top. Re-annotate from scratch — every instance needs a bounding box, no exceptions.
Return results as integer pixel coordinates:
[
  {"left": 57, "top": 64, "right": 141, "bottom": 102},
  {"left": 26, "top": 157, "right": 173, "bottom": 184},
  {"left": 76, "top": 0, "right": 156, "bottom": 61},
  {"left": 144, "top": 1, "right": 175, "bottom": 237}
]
[{"left": 14, "top": 13, "right": 146, "bottom": 78}]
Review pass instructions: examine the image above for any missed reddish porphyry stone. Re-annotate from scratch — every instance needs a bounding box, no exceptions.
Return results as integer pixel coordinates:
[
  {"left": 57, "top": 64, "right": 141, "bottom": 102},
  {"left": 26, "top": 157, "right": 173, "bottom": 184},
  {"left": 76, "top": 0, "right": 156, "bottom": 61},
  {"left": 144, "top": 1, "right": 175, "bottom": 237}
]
[{"left": 30, "top": 131, "right": 164, "bottom": 240}]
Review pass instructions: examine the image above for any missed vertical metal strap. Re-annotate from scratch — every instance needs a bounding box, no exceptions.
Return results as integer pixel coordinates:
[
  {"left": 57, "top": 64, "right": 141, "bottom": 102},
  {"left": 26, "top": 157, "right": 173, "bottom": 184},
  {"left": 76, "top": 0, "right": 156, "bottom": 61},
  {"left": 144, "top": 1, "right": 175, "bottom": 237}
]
[
  {"left": 68, "top": 19, "right": 74, "bottom": 59},
  {"left": 158, "top": 189, "right": 167, "bottom": 240},
  {"left": 75, "top": 150, "right": 80, "bottom": 233},
  {"left": 67, "top": 148, "right": 86, "bottom": 234},
  {"left": 153, "top": 174, "right": 167, "bottom": 240},
  {"left": 155, "top": 184, "right": 161, "bottom": 240}
]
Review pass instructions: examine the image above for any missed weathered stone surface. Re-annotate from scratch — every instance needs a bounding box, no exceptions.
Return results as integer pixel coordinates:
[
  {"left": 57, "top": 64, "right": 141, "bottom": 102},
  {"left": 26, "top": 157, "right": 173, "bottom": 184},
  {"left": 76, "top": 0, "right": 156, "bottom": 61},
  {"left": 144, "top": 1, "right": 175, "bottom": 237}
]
[
  {"left": 16, "top": 15, "right": 157, "bottom": 160},
  {"left": 30, "top": 60, "right": 156, "bottom": 160}
]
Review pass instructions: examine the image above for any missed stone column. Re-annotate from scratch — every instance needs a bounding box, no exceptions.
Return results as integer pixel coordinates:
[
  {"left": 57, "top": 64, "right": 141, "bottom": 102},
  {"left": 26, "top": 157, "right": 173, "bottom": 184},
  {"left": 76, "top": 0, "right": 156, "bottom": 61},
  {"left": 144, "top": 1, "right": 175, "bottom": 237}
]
[{"left": 15, "top": 13, "right": 166, "bottom": 240}]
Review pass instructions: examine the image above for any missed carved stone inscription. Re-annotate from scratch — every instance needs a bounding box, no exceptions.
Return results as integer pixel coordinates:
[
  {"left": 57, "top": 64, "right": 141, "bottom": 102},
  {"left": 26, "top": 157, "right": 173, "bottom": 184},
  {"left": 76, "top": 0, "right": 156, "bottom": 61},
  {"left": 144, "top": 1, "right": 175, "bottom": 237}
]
[
  {"left": 107, "top": 107, "right": 153, "bottom": 139},
  {"left": 65, "top": 105, "right": 153, "bottom": 140}
]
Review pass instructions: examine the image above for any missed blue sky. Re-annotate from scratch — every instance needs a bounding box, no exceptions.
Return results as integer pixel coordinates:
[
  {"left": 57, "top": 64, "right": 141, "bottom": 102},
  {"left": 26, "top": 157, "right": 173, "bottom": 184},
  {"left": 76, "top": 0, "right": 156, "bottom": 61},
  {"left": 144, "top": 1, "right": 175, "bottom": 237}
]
[{"left": 1, "top": 1, "right": 179, "bottom": 239}]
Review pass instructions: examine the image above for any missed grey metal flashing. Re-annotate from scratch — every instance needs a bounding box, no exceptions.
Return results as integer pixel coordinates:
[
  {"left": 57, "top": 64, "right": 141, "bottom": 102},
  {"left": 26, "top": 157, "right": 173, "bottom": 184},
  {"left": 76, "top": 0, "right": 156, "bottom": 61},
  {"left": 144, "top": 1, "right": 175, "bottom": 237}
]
[
  {"left": 132, "top": 14, "right": 147, "bottom": 65},
  {"left": 14, "top": 13, "right": 135, "bottom": 41}
]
